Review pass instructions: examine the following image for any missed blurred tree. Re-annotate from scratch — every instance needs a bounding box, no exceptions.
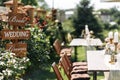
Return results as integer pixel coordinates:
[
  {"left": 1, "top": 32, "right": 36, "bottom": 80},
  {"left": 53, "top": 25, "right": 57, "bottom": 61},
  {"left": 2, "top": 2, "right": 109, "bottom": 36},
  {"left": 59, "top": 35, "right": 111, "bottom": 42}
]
[
  {"left": 21, "top": 0, "right": 48, "bottom": 9},
  {"left": 72, "top": 0, "right": 103, "bottom": 39},
  {"left": 38, "top": 0, "right": 49, "bottom": 9},
  {"left": 0, "top": 0, "right": 48, "bottom": 8},
  {"left": 109, "top": 7, "right": 120, "bottom": 25},
  {"left": 0, "top": 0, "right": 8, "bottom": 6},
  {"left": 51, "top": 9, "right": 57, "bottom": 21},
  {"left": 99, "top": 8, "right": 120, "bottom": 30},
  {"left": 21, "top": 0, "right": 38, "bottom": 6}
]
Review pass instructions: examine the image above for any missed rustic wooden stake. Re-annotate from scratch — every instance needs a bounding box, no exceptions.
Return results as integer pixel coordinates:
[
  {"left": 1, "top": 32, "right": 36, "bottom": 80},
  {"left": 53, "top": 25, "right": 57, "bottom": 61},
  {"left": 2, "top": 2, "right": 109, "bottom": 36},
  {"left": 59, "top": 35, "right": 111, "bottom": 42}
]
[
  {"left": 114, "top": 42, "right": 118, "bottom": 54},
  {"left": 1, "top": 0, "right": 30, "bottom": 57},
  {"left": 13, "top": 0, "right": 18, "bottom": 14},
  {"left": 13, "top": 0, "right": 18, "bottom": 45}
]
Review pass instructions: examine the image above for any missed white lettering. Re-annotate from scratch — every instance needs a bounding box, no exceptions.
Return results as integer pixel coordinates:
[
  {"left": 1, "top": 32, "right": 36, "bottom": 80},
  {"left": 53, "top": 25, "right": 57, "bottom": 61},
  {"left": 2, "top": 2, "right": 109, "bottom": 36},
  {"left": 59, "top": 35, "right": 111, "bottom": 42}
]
[
  {"left": 7, "top": 45, "right": 26, "bottom": 52},
  {"left": 8, "top": 45, "right": 14, "bottom": 52},
  {"left": 13, "top": 48, "right": 26, "bottom": 51},
  {"left": 8, "top": 16, "right": 26, "bottom": 23},
  {"left": 3, "top": 31, "right": 29, "bottom": 39},
  {"left": 4, "top": 32, "right": 9, "bottom": 37},
  {"left": 9, "top": 32, "right": 15, "bottom": 37}
]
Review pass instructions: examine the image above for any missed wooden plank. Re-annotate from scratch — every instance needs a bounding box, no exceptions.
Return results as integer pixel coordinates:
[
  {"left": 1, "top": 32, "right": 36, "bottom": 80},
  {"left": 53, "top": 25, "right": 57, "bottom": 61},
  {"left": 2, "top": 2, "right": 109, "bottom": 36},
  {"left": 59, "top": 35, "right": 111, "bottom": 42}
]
[
  {"left": 8, "top": 12, "right": 27, "bottom": 26},
  {"left": 13, "top": 0, "right": 18, "bottom": 14},
  {"left": 6, "top": 43, "right": 27, "bottom": 57},
  {"left": 1, "top": 30, "right": 30, "bottom": 40}
]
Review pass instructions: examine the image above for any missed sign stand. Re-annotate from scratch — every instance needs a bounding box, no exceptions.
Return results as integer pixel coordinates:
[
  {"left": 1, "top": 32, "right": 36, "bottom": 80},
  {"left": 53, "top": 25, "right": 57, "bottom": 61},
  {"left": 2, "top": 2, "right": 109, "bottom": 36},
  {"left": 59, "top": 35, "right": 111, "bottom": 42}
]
[{"left": 1, "top": 0, "right": 30, "bottom": 57}]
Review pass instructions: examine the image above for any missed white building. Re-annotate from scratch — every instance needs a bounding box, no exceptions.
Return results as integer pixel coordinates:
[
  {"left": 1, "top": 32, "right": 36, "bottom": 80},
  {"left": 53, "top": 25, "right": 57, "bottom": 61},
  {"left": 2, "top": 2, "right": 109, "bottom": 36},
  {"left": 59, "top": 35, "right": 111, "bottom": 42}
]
[{"left": 101, "top": 0, "right": 120, "bottom": 2}]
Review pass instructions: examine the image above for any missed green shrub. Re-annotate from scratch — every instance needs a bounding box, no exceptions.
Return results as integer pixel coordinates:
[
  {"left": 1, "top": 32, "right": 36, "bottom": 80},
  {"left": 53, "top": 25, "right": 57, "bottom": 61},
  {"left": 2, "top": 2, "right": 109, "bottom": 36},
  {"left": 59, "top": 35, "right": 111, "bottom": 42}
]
[
  {"left": 0, "top": 51, "right": 30, "bottom": 80},
  {"left": 26, "top": 27, "right": 51, "bottom": 68}
]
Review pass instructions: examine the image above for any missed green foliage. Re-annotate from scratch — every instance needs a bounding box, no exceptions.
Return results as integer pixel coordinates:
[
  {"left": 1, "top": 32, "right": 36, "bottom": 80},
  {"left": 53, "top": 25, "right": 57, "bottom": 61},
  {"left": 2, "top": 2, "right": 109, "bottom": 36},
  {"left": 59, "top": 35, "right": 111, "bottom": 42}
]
[
  {"left": 62, "top": 20, "right": 75, "bottom": 33},
  {"left": 26, "top": 27, "right": 51, "bottom": 68},
  {"left": 72, "top": 0, "right": 103, "bottom": 39},
  {"left": 109, "top": 7, "right": 120, "bottom": 18},
  {"left": 99, "top": 8, "right": 120, "bottom": 31},
  {"left": 21, "top": 0, "right": 38, "bottom": 6},
  {"left": 0, "top": 0, "right": 8, "bottom": 6},
  {"left": 23, "top": 20, "right": 62, "bottom": 79},
  {"left": 47, "top": 22, "right": 66, "bottom": 43},
  {"left": 21, "top": 0, "right": 49, "bottom": 9},
  {"left": 0, "top": 25, "right": 10, "bottom": 48},
  {"left": 44, "top": 22, "right": 64, "bottom": 59},
  {"left": 38, "top": 0, "right": 49, "bottom": 9},
  {"left": 109, "top": 8, "right": 120, "bottom": 26},
  {"left": 0, "top": 51, "right": 30, "bottom": 80}
]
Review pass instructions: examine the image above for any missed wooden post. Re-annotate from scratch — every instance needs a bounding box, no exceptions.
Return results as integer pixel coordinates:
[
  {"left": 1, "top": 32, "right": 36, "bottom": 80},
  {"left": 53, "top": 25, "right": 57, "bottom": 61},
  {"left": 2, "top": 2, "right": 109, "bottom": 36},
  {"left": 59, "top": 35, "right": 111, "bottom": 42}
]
[
  {"left": 13, "top": 0, "right": 18, "bottom": 45},
  {"left": 1, "top": 0, "right": 29, "bottom": 57},
  {"left": 110, "top": 38, "right": 113, "bottom": 44},
  {"left": 114, "top": 42, "right": 118, "bottom": 54},
  {"left": 13, "top": 0, "right": 18, "bottom": 14}
]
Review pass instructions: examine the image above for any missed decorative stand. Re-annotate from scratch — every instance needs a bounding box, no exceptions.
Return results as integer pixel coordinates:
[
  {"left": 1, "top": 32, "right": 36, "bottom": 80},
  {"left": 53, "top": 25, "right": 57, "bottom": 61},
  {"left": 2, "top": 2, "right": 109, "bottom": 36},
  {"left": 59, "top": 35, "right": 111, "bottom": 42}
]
[
  {"left": 109, "top": 38, "right": 113, "bottom": 44},
  {"left": 109, "top": 42, "right": 118, "bottom": 64}
]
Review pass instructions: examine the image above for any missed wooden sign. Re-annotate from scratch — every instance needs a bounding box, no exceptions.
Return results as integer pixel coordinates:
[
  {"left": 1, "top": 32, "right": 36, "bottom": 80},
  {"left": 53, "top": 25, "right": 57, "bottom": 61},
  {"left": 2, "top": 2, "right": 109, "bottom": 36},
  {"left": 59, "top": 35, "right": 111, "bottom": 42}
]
[
  {"left": 2, "top": 0, "right": 29, "bottom": 57},
  {"left": 8, "top": 12, "right": 27, "bottom": 26},
  {"left": 1, "top": 30, "right": 30, "bottom": 40},
  {"left": 6, "top": 43, "right": 27, "bottom": 57}
]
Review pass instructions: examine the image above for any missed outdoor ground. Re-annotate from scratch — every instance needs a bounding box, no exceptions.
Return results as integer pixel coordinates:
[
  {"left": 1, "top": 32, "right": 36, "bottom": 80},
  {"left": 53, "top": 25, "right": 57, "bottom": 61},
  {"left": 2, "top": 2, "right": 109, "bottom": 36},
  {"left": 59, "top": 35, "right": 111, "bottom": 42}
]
[{"left": 23, "top": 46, "right": 104, "bottom": 80}]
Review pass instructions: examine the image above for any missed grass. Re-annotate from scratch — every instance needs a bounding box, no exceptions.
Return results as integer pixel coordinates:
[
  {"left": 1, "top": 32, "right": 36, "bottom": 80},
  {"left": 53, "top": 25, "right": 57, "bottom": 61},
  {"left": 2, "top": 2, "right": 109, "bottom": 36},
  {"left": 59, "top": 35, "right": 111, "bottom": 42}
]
[
  {"left": 76, "top": 46, "right": 105, "bottom": 80},
  {"left": 63, "top": 46, "right": 105, "bottom": 80},
  {"left": 89, "top": 72, "right": 104, "bottom": 80},
  {"left": 23, "top": 64, "right": 56, "bottom": 80},
  {"left": 75, "top": 46, "right": 86, "bottom": 61},
  {"left": 24, "top": 46, "right": 105, "bottom": 80}
]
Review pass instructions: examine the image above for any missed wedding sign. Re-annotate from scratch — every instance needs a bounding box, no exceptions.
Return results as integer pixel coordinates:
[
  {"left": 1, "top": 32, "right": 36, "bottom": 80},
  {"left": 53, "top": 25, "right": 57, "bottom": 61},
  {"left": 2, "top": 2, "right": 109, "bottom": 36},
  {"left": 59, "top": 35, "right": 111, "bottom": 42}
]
[
  {"left": 8, "top": 12, "right": 27, "bottom": 26},
  {"left": 1, "top": 30, "right": 30, "bottom": 39},
  {"left": 6, "top": 43, "right": 27, "bottom": 57},
  {"left": 1, "top": 0, "right": 30, "bottom": 57}
]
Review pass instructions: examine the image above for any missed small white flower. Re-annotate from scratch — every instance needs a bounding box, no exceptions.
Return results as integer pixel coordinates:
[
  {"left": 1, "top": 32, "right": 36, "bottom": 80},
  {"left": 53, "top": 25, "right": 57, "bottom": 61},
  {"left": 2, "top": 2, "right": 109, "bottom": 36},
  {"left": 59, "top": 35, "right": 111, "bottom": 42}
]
[
  {"left": 2, "top": 70, "right": 7, "bottom": 76},
  {"left": 0, "top": 62, "right": 4, "bottom": 65},
  {"left": 12, "top": 59, "right": 16, "bottom": 64},
  {"left": 19, "top": 66, "right": 25, "bottom": 70},
  {"left": 0, "top": 73, "right": 4, "bottom": 80},
  {"left": 14, "top": 64, "right": 18, "bottom": 69},
  {"left": 6, "top": 69, "right": 13, "bottom": 76},
  {"left": 34, "top": 35, "right": 37, "bottom": 38}
]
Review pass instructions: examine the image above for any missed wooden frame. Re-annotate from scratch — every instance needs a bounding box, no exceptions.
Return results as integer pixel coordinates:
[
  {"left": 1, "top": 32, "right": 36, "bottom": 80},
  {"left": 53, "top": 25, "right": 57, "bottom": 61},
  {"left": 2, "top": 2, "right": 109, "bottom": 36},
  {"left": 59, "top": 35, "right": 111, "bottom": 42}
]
[
  {"left": 52, "top": 62, "right": 63, "bottom": 80},
  {"left": 53, "top": 39, "right": 72, "bottom": 57},
  {"left": 59, "top": 54, "right": 90, "bottom": 80}
]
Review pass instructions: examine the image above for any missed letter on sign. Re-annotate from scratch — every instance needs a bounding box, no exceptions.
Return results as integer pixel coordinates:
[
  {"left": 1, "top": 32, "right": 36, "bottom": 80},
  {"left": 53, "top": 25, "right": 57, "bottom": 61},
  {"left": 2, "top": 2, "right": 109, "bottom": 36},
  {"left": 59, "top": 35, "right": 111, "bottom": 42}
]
[
  {"left": 8, "top": 12, "right": 27, "bottom": 26},
  {"left": 6, "top": 43, "right": 27, "bottom": 57},
  {"left": 1, "top": 30, "right": 30, "bottom": 40}
]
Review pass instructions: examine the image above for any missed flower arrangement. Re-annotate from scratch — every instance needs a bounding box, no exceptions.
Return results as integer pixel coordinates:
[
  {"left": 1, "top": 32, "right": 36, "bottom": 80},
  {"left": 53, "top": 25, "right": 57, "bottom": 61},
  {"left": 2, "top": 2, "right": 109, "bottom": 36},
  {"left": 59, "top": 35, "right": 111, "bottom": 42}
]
[{"left": 0, "top": 51, "right": 31, "bottom": 80}]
